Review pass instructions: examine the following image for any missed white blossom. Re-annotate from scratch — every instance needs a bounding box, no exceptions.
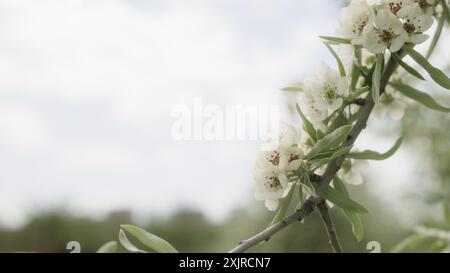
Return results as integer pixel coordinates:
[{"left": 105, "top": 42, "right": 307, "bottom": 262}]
[
  {"left": 397, "top": 2, "right": 434, "bottom": 44},
  {"left": 338, "top": 0, "right": 375, "bottom": 45},
  {"left": 338, "top": 158, "right": 369, "bottom": 185},
  {"left": 300, "top": 63, "right": 348, "bottom": 130},
  {"left": 254, "top": 124, "right": 303, "bottom": 211},
  {"left": 411, "top": 0, "right": 437, "bottom": 15},
  {"left": 362, "top": 9, "right": 409, "bottom": 54}
]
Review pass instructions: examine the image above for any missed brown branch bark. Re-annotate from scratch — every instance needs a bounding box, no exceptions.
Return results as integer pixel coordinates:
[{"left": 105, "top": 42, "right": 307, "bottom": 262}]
[{"left": 317, "top": 202, "right": 342, "bottom": 253}]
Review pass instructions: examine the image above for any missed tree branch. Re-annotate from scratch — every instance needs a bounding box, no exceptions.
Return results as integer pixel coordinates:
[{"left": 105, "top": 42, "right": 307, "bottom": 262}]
[
  {"left": 317, "top": 202, "right": 342, "bottom": 253},
  {"left": 228, "top": 196, "right": 321, "bottom": 253},
  {"left": 228, "top": 54, "right": 399, "bottom": 253}
]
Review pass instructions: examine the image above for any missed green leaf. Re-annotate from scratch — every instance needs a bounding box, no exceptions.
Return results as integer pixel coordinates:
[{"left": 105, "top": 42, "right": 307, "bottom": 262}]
[
  {"left": 309, "top": 145, "right": 351, "bottom": 161},
  {"left": 306, "top": 125, "right": 352, "bottom": 159},
  {"left": 323, "top": 42, "right": 346, "bottom": 77},
  {"left": 316, "top": 130, "right": 326, "bottom": 140},
  {"left": 298, "top": 184, "right": 304, "bottom": 205},
  {"left": 299, "top": 174, "right": 315, "bottom": 196},
  {"left": 404, "top": 44, "right": 450, "bottom": 90},
  {"left": 326, "top": 185, "right": 368, "bottom": 214},
  {"left": 351, "top": 47, "right": 362, "bottom": 91},
  {"left": 344, "top": 210, "right": 364, "bottom": 242},
  {"left": 296, "top": 104, "right": 317, "bottom": 142},
  {"left": 281, "top": 86, "right": 303, "bottom": 92},
  {"left": 363, "top": 62, "right": 377, "bottom": 86},
  {"left": 270, "top": 184, "right": 296, "bottom": 226},
  {"left": 309, "top": 146, "right": 353, "bottom": 170},
  {"left": 442, "top": 0, "right": 450, "bottom": 24},
  {"left": 390, "top": 234, "right": 436, "bottom": 253},
  {"left": 390, "top": 82, "right": 450, "bottom": 112},
  {"left": 319, "top": 36, "right": 351, "bottom": 44},
  {"left": 372, "top": 54, "right": 383, "bottom": 103},
  {"left": 392, "top": 53, "right": 425, "bottom": 80},
  {"left": 429, "top": 240, "right": 447, "bottom": 253},
  {"left": 96, "top": 241, "right": 118, "bottom": 253},
  {"left": 351, "top": 64, "right": 361, "bottom": 91},
  {"left": 119, "top": 229, "right": 146, "bottom": 253},
  {"left": 348, "top": 137, "right": 403, "bottom": 160},
  {"left": 334, "top": 177, "right": 364, "bottom": 242},
  {"left": 348, "top": 107, "right": 363, "bottom": 123},
  {"left": 333, "top": 176, "right": 349, "bottom": 196},
  {"left": 426, "top": 10, "right": 445, "bottom": 59},
  {"left": 121, "top": 225, "right": 178, "bottom": 253},
  {"left": 326, "top": 112, "right": 349, "bottom": 134},
  {"left": 352, "top": 86, "right": 370, "bottom": 99}
]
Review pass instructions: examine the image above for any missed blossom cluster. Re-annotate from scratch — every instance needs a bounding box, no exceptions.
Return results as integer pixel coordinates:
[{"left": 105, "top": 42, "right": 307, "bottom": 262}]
[
  {"left": 338, "top": 0, "right": 436, "bottom": 54},
  {"left": 254, "top": 124, "right": 304, "bottom": 211}
]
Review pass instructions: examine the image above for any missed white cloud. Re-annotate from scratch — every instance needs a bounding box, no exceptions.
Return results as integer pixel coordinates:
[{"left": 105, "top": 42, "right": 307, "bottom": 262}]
[{"left": 0, "top": 103, "right": 50, "bottom": 152}]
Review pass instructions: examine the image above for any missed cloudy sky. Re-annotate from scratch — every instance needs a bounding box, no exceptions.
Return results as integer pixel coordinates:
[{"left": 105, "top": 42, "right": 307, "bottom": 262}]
[{"left": 0, "top": 0, "right": 447, "bottom": 228}]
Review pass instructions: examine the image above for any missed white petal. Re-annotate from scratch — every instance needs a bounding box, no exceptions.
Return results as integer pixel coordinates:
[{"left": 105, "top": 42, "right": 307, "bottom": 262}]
[
  {"left": 409, "top": 34, "right": 429, "bottom": 45},
  {"left": 278, "top": 173, "right": 289, "bottom": 188},
  {"left": 374, "top": 105, "right": 388, "bottom": 119},
  {"left": 286, "top": 159, "right": 301, "bottom": 171},
  {"left": 265, "top": 199, "right": 279, "bottom": 211},
  {"left": 281, "top": 183, "right": 293, "bottom": 198},
  {"left": 354, "top": 160, "right": 369, "bottom": 171},
  {"left": 389, "top": 36, "right": 405, "bottom": 52},
  {"left": 345, "top": 171, "right": 364, "bottom": 185},
  {"left": 279, "top": 154, "right": 289, "bottom": 169}
]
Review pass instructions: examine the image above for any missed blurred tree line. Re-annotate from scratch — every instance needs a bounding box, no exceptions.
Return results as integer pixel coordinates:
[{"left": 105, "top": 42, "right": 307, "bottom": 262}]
[{"left": 0, "top": 186, "right": 408, "bottom": 253}]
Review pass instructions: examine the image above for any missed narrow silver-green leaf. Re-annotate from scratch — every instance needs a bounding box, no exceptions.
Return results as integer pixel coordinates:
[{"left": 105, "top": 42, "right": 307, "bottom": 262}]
[
  {"left": 326, "top": 112, "right": 349, "bottom": 134},
  {"left": 372, "top": 54, "right": 383, "bottom": 103},
  {"left": 296, "top": 104, "right": 317, "bottom": 142},
  {"left": 326, "top": 186, "right": 368, "bottom": 214},
  {"left": 404, "top": 45, "right": 450, "bottom": 90},
  {"left": 352, "top": 86, "right": 370, "bottom": 99},
  {"left": 442, "top": 0, "right": 450, "bottom": 24},
  {"left": 316, "top": 129, "right": 326, "bottom": 140},
  {"left": 96, "top": 241, "right": 118, "bottom": 253},
  {"left": 392, "top": 53, "right": 425, "bottom": 80},
  {"left": 309, "top": 146, "right": 353, "bottom": 170},
  {"left": 390, "top": 83, "right": 450, "bottom": 112},
  {"left": 298, "top": 184, "right": 304, "bottom": 205},
  {"left": 299, "top": 174, "right": 315, "bottom": 196},
  {"left": 390, "top": 234, "right": 436, "bottom": 253},
  {"left": 426, "top": 11, "right": 445, "bottom": 59},
  {"left": 344, "top": 210, "right": 364, "bottom": 242},
  {"left": 119, "top": 229, "right": 146, "bottom": 253},
  {"left": 306, "top": 125, "right": 352, "bottom": 159},
  {"left": 270, "top": 184, "right": 296, "bottom": 226},
  {"left": 121, "top": 225, "right": 178, "bottom": 253},
  {"left": 348, "top": 137, "right": 403, "bottom": 160},
  {"left": 323, "top": 42, "right": 346, "bottom": 77},
  {"left": 334, "top": 177, "right": 364, "bottom": 242},
  {"left": 281, "top": 86, "right": 303, "bottom": 92},
  {"left": 319, "top": 36, "right": 351, "bottom": 44},
  {"left": 351, "top": 47, "right": 362, "bottom": 91},
  {"left": 429, "top": 240, "right": 447, "bottom": 253}
]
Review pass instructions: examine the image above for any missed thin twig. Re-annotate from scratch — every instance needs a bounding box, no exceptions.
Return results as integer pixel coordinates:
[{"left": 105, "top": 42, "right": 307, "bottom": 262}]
[
  {"left": 352, "top": 98, "right": 366, "bottom": 106},
  {"left": 228, "top": 196, "right": 321, "bottom": 253},
  {"left": 317, "top": 202, "right": 342, "bottom": 253}
]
